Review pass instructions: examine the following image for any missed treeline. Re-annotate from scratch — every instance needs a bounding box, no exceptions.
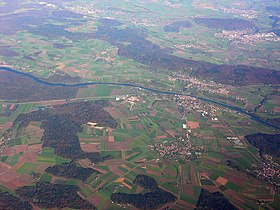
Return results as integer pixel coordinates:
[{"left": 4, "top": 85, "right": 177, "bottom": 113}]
[
  {"left": 245, "top": 133, "right": 280, "bottom": 157},
  {"left": 16, "top": 182, "right": 96, "bottom": 209},
  {"left": 0, "top": 192, "right": 32, "bottom": 210},
  {"left": 45, "top": 162, "right": 99, "bottom": 181},
  {"left": 196, "top": 189, "right": 238, "bottom": 210},
  {"left": 15, "top": 101, "right": 117, "bottom": 162},
  {"left": 111, "top": 174, "right": 176, "bottom": 209}
]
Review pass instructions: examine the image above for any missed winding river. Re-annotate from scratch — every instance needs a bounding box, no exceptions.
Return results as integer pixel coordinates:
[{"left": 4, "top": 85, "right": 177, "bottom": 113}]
[{"left": 0, "top": 66, "right": 279, "bottom": 131}]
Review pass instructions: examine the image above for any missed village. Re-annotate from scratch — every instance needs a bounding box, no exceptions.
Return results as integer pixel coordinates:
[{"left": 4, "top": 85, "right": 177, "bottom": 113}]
[
  {"left": 219, "top": 6, "right": 257, "bottom": 19},
  {"left": 148, "top": 133, "right": 203, "bottom": 162},
  {"left": 169, "top": 74, "right": 236, "bottom": 98},
  {"left": 215, "top": 30, "right": 280, "bottom": 45},
  {"left": 0, "top": 131, "right": 11, "bottom": 155},
  {"left": 254, "top": 154, "right": 280, "bottom": 189},
  {"left": 174, "top": 94, "right": 219, "bottom": 120}
]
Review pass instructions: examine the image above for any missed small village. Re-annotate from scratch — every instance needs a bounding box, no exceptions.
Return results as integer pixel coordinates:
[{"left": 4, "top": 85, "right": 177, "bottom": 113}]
[
  {"left": 174, "top": 94, "right": 219, "bottom": 120},
  {"left": 169, "top": 74, "right": 234, "bottom": 97},
  {"left": 215, "top": 30, "right": 280, "bottom": 45},
  {"left": 0, "top": 131, "right": 11, "bottom": 155},
  {"left": 220, "top": 7, "right": 257, "bottom": 19},
  {"left": 254, "top": 154, "right": 280, "bottom": 189},
  {"left": 67, "top": 4, "right": 104, "bottom": 18},
  {"left": 149, "top": 133, "right": 203, "bottom": 162}
]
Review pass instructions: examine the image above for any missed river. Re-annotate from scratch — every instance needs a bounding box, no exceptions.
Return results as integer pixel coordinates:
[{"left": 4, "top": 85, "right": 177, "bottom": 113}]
[{"left": 0, "top": 66, "right": 279, "bottom": 131}]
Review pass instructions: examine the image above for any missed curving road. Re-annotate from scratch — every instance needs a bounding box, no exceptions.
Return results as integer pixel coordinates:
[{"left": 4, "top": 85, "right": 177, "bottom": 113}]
[{"left": 0, "top": 66, "right": 279, "bottom": 130}]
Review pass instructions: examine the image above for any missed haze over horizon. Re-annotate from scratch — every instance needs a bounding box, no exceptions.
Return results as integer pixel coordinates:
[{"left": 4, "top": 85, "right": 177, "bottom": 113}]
[{"left": 0, "top": 0, "right": 279, "bottom": 209}]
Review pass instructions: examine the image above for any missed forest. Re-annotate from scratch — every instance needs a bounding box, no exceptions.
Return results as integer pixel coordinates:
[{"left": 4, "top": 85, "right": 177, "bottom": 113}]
[
  {"left": 245, "top": 133, "right": 280, "bottom": 157},
  {"left": 192, "top": 65, "right": 280, "bottom": 86},
  {"left": 0, "top": 70, "right": 79, "bottom": 102},
  {"left": 133, "top": 174, "right": 159, "bottom": 191},
  {"left": 163, "top": 20, "right": 192, "bottom": 32},
  {"left": 95, "top": 19, "right": 280, "bottom": 86},
  {"left": 111, "top": 174, "right": 176, "bottom": 209},
  {"left": 267, "top": 118, "right": 280, "bottom": 127},
  {"left": 196, "top": 189, "right": 238, "bottom": 210},
  {"left": 16, "top": 182, "right": 96, "bottom": 209},
  {"left": 15, "top": 101, "right": 117, "bottom": 161},
  {"left": 0, "top": 192, "right": 32, "bottom": 210},
  {"left": 45, "top": 162, "right": 99, "bottom": 181},
  {"left": 194, "top": 17, "right": 255, "bottom": 30}
]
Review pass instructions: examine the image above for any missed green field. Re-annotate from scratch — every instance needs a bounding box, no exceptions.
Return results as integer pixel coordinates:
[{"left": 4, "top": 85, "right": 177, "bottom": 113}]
[
  {"left": 37, "top": 148, "right": 55, "bottom": 163},
  {"left": 0, "top": 0, "right": 279, "bottom": 209}
]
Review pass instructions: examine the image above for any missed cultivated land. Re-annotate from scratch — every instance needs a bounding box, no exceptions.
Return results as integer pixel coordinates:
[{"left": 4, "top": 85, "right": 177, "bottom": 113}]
[{"left": 0, "top": 0, "right": 279, "bottom": 209}]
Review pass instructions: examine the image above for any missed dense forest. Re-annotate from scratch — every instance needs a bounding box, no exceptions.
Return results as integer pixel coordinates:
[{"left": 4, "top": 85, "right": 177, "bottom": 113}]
[
  {"left": 133, "top": 174, "right": 159, "bottom": 191},
  {"left": 111, "top": 174, "right": 176, "bottom": 209},
  {"left": 192, "top": 65, "right": 280, "bottom": 86},
  {"left": 266, "top": 118, "right": 280, "bottom": 127},
  {"left": 16, "top": 182, "right": 96, "bottom": 209},
  {"left": 0, "top": 46, "right": 19, "bottom": 57},
  {"left": 0, "top": 192, "right": 32, "bottom": 210},
  {"left": 163, "top": 20, "right": 192, "bottom": 32},
  {"left": 194, "top": 17, "right": 255, "bottom": 30},
  {"left": 0, "top": 70, "right": 79, "bottom": 102},
  {"left": 0, "top": 0, "right": 87, "bottom": 36},
  {"left": 45, "top": 162, "right": 99, "bottom": 181},
  {"left": 196, "top": 189, "right": 238, "bottom": 210},
  {"left": 15, "top": 101, "right": 117, "bottom": 162},
  {"left": 245, "top": 133, "right": 280, "bottom": 157}
]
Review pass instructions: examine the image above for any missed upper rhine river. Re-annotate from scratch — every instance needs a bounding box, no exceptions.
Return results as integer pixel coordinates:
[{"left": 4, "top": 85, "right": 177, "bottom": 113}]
[{"left": 0, "top": 66, "right": 279, "bottom": 131}]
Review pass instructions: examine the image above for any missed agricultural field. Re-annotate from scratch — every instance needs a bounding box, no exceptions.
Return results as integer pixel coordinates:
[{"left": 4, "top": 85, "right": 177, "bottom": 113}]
[
  {"left": 0, "top": 0, "right": 279, "bottom": 209},
  {"left": 0, "top": 83, "right": 279, "bottom": 209}
]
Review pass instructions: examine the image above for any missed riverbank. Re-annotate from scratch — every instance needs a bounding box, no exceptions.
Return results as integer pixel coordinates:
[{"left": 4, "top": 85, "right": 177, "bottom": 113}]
[{"left": 0, "top": 66, "right": 279, "bottom": 130}]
